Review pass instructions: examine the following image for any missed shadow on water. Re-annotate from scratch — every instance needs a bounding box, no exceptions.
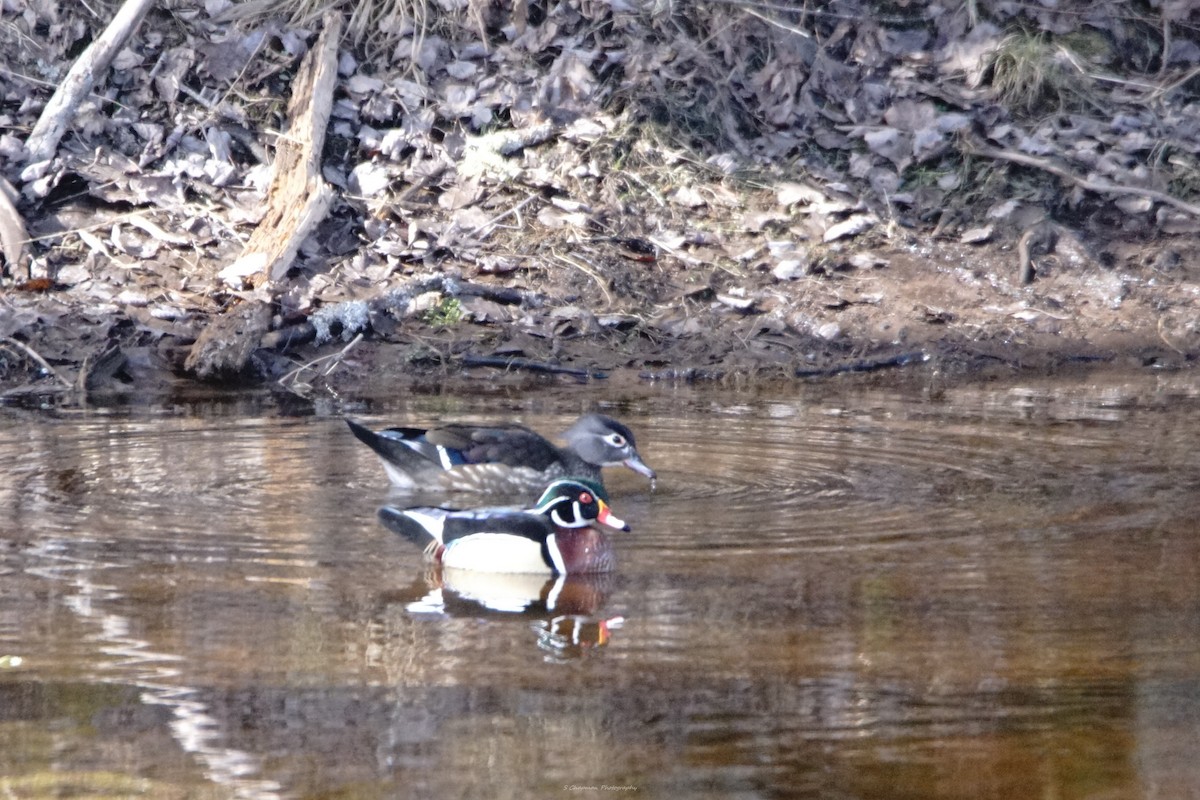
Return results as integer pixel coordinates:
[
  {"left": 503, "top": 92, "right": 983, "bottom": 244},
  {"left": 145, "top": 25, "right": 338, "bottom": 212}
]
[{"left": 1, "top": 370, "right": 1199, "bottom": 798}]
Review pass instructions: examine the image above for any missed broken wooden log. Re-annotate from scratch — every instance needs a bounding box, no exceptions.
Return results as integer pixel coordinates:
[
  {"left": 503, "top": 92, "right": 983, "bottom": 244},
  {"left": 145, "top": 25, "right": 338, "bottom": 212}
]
[
  {"left": 183, "top": 300, "right": 274, "bottom": 381},
  {"left": 184, "top": 11, "right": 342, "bottom": 381}
]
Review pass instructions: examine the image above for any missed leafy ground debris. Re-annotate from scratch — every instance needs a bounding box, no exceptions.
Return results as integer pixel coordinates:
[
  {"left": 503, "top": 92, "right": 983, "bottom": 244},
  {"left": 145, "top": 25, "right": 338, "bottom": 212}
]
[{"left": 1, "top": 1, "right": 1199, "bottom": 402}]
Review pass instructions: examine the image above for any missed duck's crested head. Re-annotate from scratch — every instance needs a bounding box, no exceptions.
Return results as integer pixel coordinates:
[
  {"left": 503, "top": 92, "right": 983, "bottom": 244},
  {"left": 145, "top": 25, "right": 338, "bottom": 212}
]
[
  {"left": 563, "top": 414, "right": 657, "bottom": 481},
  {"left": 536, "top": 476, "right": 610, "bottom": 504},
  {"left": 533, "top": 478, "right": 630, "bottom": 532}
]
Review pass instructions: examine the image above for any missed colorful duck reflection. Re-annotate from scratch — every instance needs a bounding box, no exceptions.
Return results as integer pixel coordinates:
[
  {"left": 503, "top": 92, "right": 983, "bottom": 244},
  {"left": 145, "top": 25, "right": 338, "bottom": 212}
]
[{"left": 403, "top": 568, "right": 624, "bottom": 659}]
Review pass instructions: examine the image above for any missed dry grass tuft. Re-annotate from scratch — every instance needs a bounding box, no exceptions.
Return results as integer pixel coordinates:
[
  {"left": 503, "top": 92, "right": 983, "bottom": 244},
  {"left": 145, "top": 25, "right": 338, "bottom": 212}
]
[
  {"left": 221, "top": 0, "right": 454, "bottom": 57},
  {"left": 985, "top": 32, "right": 1094, "bottom": 117}
]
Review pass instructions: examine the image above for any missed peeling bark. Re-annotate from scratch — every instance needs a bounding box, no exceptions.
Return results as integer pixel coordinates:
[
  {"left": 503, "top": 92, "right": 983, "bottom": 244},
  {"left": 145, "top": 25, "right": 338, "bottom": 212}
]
[{"left": 185, "top": 12, "right": 342, "bottom": 381}]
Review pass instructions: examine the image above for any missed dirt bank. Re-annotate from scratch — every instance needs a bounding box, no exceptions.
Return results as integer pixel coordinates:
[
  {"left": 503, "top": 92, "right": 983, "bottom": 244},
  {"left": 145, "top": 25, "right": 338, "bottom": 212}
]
[
  {"left": 6, "top": 220, "right": 1194, "bottom": 404},
  {"left": 1, "top": 3, "right": 1198, "bottom": 403}
]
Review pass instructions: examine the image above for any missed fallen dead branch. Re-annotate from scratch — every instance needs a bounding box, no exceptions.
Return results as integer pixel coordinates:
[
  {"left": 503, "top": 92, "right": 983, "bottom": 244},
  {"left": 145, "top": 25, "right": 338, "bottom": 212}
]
[
  {"left": 278, "top": 333, "right": 363, "bottom": 396},
  {"left": 24, "top": 0, "right": 155, "bottom": 164},
  {"left": 966, "top": 138, "right": 1200, "bottom": 218},
  {"left": 0, "top": 336, "right": 73, "bottom": 389},
  {"left": 466, "top": 194, "right": 539, "bottom": 237}
]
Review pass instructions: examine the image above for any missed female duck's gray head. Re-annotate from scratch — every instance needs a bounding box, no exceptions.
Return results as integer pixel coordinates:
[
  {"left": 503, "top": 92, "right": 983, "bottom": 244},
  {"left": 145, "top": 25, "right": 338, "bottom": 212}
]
[{"left": 563, "top": 415, "right": 657, "bottom": 485}]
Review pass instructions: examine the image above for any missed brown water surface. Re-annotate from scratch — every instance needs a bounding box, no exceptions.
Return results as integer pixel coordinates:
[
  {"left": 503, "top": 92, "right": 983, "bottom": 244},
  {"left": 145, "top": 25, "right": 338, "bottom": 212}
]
[{"left": 1, "top": 372, "right": 1199, "bottom": 799}]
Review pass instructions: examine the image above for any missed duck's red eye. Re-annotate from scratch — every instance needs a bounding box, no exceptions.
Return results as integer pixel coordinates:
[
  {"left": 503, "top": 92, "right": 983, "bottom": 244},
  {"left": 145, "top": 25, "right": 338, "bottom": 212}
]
[{"left": 579, "top": 492, "right": 593, "bottom": 504}]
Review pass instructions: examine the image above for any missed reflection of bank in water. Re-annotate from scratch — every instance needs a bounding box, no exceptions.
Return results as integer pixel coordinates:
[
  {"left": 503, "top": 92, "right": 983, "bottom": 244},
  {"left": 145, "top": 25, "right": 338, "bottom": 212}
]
[{"left": 24, "top": 547, "right": 284, "bottom": 800}]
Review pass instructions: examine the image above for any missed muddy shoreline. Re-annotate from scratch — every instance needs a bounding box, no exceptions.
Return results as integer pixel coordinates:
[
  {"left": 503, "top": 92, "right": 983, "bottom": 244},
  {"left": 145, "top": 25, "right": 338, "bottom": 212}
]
[{"left": 3, "top": 229, "right": 1194, "bottom": 406}]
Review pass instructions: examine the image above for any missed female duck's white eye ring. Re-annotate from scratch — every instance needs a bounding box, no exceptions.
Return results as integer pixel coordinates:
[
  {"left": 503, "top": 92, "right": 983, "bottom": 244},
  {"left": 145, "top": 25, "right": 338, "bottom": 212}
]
[{"left": 606, "top": 433, "right": 627, "bottom": 447}]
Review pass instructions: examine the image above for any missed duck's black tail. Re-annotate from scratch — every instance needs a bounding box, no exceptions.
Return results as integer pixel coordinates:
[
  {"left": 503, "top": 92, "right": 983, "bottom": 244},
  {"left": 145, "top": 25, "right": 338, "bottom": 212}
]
[
  {"left": 346, "top": 419, "right": 450, "bottom": 486},
  {"left": 377, "top": 505, "right": 442, "bottom": 549}
]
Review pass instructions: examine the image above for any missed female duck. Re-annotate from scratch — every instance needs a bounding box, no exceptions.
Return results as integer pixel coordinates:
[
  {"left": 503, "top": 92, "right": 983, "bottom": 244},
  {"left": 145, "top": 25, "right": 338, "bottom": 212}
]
[{"left": 347, "top": 414, "right": 656, "bottom": 494}]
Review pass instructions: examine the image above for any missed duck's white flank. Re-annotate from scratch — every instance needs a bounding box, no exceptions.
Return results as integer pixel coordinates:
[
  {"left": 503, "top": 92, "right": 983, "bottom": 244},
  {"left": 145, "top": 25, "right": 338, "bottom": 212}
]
[{"left": 442, "top": 533, "right": 552, "bottom": 573}]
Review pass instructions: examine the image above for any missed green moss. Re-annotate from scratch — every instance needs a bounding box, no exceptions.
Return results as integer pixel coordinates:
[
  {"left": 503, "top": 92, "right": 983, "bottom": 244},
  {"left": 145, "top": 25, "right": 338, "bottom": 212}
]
[{"left": 422, "top": 297, "right": 463, "bottom": 327}]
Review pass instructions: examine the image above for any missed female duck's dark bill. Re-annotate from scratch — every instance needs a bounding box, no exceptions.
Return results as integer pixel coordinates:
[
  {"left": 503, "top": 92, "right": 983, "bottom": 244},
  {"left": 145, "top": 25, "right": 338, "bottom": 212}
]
[
  {"left": 624, "top": 456, "right": 656, "bottom": 480},
  {"left": 623, "top": 456, "right": 657, "bottom": 491}
]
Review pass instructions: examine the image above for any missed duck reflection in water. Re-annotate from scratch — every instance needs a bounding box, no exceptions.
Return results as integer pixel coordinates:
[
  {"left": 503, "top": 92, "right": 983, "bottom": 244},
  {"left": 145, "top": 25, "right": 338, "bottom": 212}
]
[{"left": 404, "top": 568, "right": 624, "bottom": 659}]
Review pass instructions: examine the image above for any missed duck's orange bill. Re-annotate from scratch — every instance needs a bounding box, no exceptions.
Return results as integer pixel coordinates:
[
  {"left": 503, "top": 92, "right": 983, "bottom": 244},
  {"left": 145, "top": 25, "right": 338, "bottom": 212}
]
[{"left": 596, "top": 501, "right": 631, "bottom": 532}]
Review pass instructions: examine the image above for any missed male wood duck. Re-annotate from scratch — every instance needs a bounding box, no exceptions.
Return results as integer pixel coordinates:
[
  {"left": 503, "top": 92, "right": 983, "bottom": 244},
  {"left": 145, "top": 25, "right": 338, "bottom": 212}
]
[
  {"left": 346, "top": 414, "right": 656, "bottom": 494},
  {"left": 377, "top": 478, "right": 631, "bottom": 574}
]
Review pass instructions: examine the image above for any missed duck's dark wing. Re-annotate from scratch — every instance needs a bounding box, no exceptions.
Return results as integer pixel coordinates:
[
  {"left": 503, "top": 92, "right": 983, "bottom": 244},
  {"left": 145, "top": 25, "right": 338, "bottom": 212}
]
[
  {"left": 439, "top": 509, "right": 553, "bottom": 545},
  {"left": 425, "top": 424, "right": 564, "bottom": 470}
]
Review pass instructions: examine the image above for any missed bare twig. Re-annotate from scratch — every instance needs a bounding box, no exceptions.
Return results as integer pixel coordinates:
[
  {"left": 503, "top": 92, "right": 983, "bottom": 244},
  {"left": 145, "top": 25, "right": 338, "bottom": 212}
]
[
  {"left": 466, "top": 194, "right": 538, "bottom": 237},
  {"left": 618, "top": 170, "right": 667, "bottom": 208},
  {"left": 719, "top": 0, "right": 912, "bottom": 25},
  {"left": 553, "top": 252, "right": 614, "bottom": 305},
  {"left": 966, "top": 138, "right": 1200, "bottom": 217},
  {"left": 0, "top": 337, "right": 73, "bottom": 388},
  {"left": 1157, "top": 317, "right": 1190, "bottom": 356},
  {"left": 738, "top": 6, "right": 812, "bottom": 38},
  {"left": 1148, "top": 64, "right": 1200, "bottom": 101},
  {"left": 1055, "top": 45, "right": 1162, "bottom": 93},
  {"left": 278, "top": 333, "right": 363, "bottom": 391}
]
